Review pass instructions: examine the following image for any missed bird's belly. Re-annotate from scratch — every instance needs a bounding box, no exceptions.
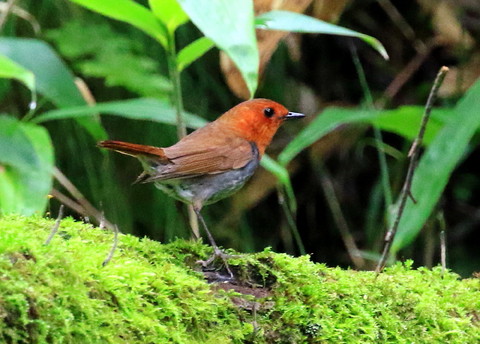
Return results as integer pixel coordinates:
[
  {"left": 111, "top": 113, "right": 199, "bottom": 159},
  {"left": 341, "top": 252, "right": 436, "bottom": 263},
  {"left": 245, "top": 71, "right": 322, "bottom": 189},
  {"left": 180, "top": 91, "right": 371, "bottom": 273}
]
[{"left": 154, "top": 157, "right": 259, "bottom": 206}]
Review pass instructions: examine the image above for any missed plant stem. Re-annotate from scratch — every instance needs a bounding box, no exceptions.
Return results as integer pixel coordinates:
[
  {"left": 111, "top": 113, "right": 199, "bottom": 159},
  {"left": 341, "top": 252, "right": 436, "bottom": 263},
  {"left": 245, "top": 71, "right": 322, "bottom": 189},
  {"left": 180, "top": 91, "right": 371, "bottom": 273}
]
[
  {"left": 167, "top": 32, "right": 187, "bottom": 139},
  {"left": 351, "top": 45, "right": 393, "bottom": 212},
  {"left": 277, "top": 187, "right": 306, "bottom": 255},
  {"left": 166, "top": 31, "right": 199, "bottom": 237},
  {"left": 316, "top": 163, "right": 365, "bottom": 268}
]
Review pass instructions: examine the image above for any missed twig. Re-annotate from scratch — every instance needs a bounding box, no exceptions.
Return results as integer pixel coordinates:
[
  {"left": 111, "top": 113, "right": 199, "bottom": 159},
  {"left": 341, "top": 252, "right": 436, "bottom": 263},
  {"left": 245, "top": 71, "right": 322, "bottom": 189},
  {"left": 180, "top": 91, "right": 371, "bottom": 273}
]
[
  {"left": 99, "top": 210, "right": 106, "bottom": 230},
  {"left": 50, "top": 188, "right": 86, "bottom": 216},
  {"left": 0, "top": 2, "right": 40, "bottom": 34},
  {"left": 440, "top": 230, "right": 446, "bottom": 274},
  {"left": 375, "top": 66, "right": 449, "bottom": 273},
  {"left": 53, "top": 167, "right": 115, "bottom": 231},
  {"left": 377, "top": 40, "right": 437, "bottom": 108},
  {"left": 44, "top": 205, "right": 64, "bottom": 245},
  {"left": 438, "top": 211, "right": 447, "bottom": 277},
  {"left": 0, "top": 0, "right": 17, "bottom": 31},
  {"left": 422, "top": 221, "right": 434, "bottom": 268},
  {"left": 377, "top": 0, "right": 422, "bottom": 49},
  {"left": 102, "top": 225, "right": 120, "bottom": 267},
  {"left": 277, "top": 187, "right": 306, "bottom": 256},
  {"left": 317, "top": 166, "right": 365, "bottom": 268}
]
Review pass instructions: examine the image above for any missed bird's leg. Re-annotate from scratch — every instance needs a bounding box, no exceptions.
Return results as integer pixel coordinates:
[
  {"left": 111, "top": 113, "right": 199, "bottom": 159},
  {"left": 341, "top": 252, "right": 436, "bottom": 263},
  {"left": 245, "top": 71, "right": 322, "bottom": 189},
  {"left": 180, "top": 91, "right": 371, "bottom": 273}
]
[{"left": 193, "top": 208, "right": 236, "bottom": 278}]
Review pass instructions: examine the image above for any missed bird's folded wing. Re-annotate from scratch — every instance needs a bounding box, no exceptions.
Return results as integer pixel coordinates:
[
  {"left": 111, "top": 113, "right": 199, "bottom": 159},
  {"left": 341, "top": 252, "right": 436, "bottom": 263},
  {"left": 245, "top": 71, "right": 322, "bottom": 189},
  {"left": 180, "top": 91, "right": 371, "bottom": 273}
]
[{"left": 143, "top": 135, "right": 255, "bottom": 182}]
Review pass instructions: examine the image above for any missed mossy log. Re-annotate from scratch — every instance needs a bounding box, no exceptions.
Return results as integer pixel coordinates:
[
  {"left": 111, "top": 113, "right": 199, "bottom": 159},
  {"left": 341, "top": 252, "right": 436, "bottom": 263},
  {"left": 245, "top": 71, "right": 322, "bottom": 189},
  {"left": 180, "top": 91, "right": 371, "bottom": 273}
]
[{"left": 0, "top": 215, "right": 479, "bottom": 343}]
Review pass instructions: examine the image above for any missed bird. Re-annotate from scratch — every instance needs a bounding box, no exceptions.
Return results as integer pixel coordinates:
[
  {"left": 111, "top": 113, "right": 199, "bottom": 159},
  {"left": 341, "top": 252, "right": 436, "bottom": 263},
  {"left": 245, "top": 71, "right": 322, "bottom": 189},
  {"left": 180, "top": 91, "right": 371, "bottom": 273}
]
[{"left": 98, "top": 98, "right": 304, "bottom": 276}]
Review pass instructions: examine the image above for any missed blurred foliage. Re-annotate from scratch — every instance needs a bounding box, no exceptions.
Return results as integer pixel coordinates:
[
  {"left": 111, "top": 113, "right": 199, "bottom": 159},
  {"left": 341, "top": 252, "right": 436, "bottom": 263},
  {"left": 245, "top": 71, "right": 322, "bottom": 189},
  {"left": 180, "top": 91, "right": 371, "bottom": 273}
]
[
  {"left": 47, "top": 18, "right": 172, "bottom": 98},
  {"left": 0, "top": 0, "right": 480, "bottom": 277}
]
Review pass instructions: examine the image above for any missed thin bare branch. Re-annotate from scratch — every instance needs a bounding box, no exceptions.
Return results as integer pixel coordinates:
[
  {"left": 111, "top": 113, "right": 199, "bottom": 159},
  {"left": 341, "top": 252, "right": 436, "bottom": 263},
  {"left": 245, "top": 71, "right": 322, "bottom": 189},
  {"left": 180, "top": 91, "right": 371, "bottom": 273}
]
[
  {"left": 317, "top": 165, "right": 365, "bottom": 269},
  {"left": 102, "top": 225, "right": 120, "bottom": 267},
  {"left": 377, "top": 0, "right": 422, "bottom": 49},
  {"left": 44, "top": 205, "right": 64, "bottom": 245},
  {"left": 376, "top": 66, "right": 449, "bottom": 274},
  {"left": 0, "top": 3, "right": 40, "bottom": 34},
  {"left": 377, "top": 40, "right": 437, "bottom": 107},
  {"left": 53, "top": 167, "right": 115, "bottom": 231},
  {"left": 438, "top": 212, "right": 447, "bottom": 276},
  {"left": 0, "top": 0, "right": 17, "bottom": 31},
  {"left": 50, "top": 188, "right": 86, "bottom": 216}
]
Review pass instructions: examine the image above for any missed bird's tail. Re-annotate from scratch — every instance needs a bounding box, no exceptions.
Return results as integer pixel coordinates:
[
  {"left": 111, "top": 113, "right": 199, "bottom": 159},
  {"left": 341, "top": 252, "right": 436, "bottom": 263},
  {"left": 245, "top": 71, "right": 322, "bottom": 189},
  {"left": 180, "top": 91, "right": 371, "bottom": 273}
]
[{"left": 98, "top": 140, "right": 170, "bottom": 162}]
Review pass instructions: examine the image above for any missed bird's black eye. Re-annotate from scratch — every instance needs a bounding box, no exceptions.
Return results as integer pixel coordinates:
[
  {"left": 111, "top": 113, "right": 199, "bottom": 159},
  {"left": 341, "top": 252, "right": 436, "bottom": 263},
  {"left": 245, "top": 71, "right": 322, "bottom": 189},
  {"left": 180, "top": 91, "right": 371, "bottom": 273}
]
[{"left": 264, "top": 107, "right": 275, "bottom": 118}]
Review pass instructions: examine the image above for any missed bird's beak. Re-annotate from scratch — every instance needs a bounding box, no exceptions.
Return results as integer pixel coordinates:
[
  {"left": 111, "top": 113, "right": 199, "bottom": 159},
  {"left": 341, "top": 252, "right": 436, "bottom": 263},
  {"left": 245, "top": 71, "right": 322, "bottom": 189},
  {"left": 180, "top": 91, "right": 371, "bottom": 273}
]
[{"left": 285, "top": 112, "right": 305, "bottom": 120}]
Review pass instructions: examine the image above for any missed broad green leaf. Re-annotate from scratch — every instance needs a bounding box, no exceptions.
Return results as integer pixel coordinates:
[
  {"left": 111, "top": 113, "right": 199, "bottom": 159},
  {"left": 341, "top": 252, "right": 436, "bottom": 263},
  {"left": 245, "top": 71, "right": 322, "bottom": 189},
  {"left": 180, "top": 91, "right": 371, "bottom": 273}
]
[
  {"left": 256, "top": 10, "right": 389, "bottom": 60},
  {"left": 392, "top": 80, "right": 480, "bottom": 252},
  {"left": 70, "top": 0, "right": 168, "bottom": 47},
  {"left": 149, "top": 0, "right": 189, "bottom": 33},
  {"left": 279, "top": 108, "right": 375, "bottom": 166},
  {"left": 0, "top": 115, "right": 39, "bottom": 170},
  {"left": 32, "top": 98, "right": 208, "bottom": 129},
  {"left": 0, "top": 116, "right": 54, "bottom": 215},
  {"left": 46, "top": 19, "right": 172, "bottom": 98},
  {"left": 0, "top": 39, "right": 83, "bottom": 107},
  {"left": 0, "top": 38, "right": 107, "bottom": 141},
  {"left": 279, "top": 106, "right": 452, "bottom": 166},
  {"left": 371, "top": 106, "right": 450, "bottom": 143},
  {"left": 177, "top": 37, "right": 214, "bottom": 71},
  {"left": 178, "top": 0, "right": 258, "bottom": 97},
  {"left": 0, "top": 55, "right": 35, "bottom": 91}
]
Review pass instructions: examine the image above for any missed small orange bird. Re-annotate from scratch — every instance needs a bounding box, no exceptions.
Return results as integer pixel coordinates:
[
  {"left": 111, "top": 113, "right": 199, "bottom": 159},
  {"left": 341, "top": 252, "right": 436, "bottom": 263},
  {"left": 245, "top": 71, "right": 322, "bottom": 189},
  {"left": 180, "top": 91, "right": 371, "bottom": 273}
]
[{"left": 99, "top": 99, "right": 304, "bottom": 273}]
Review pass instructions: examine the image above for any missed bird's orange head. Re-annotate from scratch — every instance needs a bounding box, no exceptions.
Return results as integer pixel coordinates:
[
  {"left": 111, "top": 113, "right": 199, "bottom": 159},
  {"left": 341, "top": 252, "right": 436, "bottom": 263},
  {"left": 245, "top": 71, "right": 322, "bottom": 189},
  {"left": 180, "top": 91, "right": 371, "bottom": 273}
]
[{"left": 216, "top": 98, "right": 304, "bottom": 155}]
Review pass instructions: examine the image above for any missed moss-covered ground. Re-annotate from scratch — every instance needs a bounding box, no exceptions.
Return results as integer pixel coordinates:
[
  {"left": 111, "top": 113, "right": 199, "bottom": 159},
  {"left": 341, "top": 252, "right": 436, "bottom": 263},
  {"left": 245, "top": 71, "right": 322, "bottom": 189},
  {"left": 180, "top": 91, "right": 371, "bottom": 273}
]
[{"left": 0, "top": 215, "right": 479, "bottom": 343}]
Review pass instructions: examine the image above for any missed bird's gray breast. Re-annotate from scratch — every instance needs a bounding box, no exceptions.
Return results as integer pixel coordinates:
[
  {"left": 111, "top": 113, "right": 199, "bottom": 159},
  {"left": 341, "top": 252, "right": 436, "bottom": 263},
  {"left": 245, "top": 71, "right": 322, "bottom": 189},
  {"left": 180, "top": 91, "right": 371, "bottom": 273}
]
[{"left": 154, "top": 142, "right": 260, "bottom": 206}]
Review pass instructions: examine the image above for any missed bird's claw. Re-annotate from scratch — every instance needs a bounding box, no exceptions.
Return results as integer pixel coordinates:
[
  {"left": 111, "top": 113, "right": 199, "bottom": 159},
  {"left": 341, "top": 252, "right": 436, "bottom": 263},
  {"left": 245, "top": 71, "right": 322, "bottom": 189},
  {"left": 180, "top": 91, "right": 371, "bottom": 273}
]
[{"left": 196, "top": 248, "right": 240, "bottom": 280}]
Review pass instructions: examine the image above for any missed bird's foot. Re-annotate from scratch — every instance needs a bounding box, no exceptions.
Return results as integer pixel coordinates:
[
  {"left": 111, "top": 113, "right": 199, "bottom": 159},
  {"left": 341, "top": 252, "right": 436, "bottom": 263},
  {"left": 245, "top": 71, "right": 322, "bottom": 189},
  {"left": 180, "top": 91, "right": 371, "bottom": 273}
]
[{"left": 197, "top": 247, "right": 241, "bottom": 280}]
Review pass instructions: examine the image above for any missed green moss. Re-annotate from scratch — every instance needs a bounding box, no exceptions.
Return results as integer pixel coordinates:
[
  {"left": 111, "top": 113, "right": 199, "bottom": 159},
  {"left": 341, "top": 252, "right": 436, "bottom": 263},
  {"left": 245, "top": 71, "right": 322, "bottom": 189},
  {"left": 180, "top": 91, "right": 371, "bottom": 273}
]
[{"left": 0, "top": 215, "right": 479, "bottom": 343}]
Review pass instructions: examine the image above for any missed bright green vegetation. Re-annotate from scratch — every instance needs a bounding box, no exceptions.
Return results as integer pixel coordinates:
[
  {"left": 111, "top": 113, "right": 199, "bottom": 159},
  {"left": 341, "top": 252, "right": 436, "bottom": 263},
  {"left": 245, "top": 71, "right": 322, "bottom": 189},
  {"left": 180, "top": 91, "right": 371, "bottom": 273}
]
[{"left": 0, "top": 215, "right": 479, "bottom": 343}]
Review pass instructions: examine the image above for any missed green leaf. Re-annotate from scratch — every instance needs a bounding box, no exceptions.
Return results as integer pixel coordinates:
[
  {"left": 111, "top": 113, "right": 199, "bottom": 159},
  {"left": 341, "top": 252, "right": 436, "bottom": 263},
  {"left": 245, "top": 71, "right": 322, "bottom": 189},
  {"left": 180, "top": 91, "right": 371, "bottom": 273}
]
[
  {"left": 177, "top": 37, "right": 214, "bottom": 72},
  {"left": 0, "top": 115, "right": 39, "bottom": 170},
  {"left": 371, "top": 106, "right": 451, "bottom": 144},
  {"left": 69, "top": 0, "right": 168, "bottom": 47},
  {"left": 279, "top": 108, "right": 376, "bottom": 166},
  {"left": 78, "top": 54, "right": 172, "bottom": 97},
  {"left": 256, "top": 10, "right": 389, "bottom": 60},
  {"left": 178, "top": 0, "right": 259, "bottom": 97},
  {"left": 260, "top": 155, "right": 296, "bottom": 213},
  {"left": 32, "top": 98, "right": 208, "bottom": 129},
  {"left": 278, "top": 106, "right": 452, "bottom": 166},
  {"left": 0, "top": 38, "right": 107, "bottom": 141},
  {"left": 0, "top": 55, "right": 35, "bottom": 91},
  {"left": 0, "top": 116, "right": 54, "bottom": 215},
  {"left": 149, "top": 0, "right": 189, "bottom": 33},
  {"left": 47, "top": 19, "right": 172, "bottom": 98},
  {"left": 392, "top": 80, "right": 480, "bottom": 252},
  {"left": 0, "top": 39, "right": 81, "bottom": 108}
]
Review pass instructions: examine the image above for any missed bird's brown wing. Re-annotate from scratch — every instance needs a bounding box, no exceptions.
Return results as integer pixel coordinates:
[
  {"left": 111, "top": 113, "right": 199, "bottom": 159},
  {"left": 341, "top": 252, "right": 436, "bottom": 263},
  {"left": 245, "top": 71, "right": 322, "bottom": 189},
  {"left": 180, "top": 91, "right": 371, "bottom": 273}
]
[{"left": 143, "top": 132, "right": 255, "bottom": 182}]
